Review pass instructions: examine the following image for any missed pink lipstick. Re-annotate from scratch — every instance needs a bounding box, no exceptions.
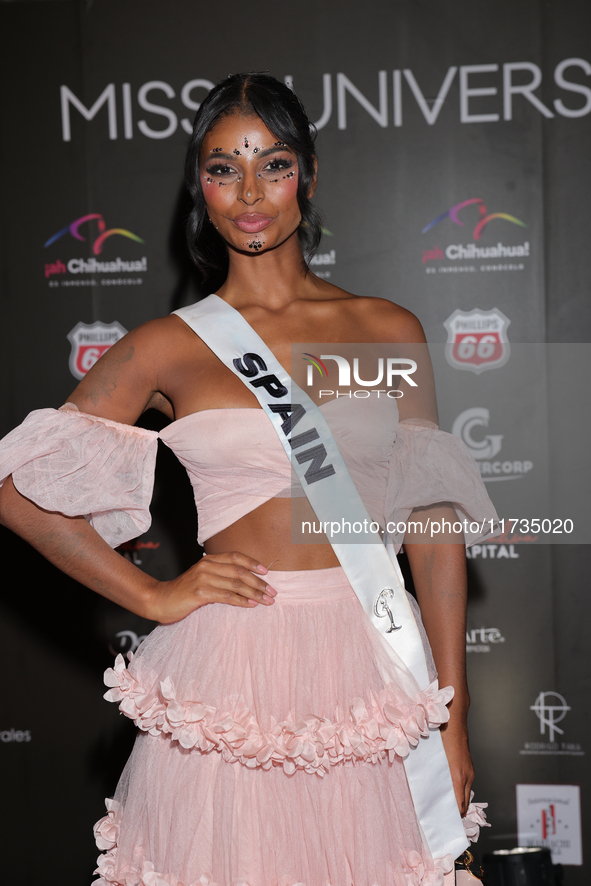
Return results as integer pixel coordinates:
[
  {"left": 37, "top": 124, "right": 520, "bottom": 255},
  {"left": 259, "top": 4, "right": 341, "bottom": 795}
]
[{"left": 232, "top": 214, "right": 273, "bottom": 233}]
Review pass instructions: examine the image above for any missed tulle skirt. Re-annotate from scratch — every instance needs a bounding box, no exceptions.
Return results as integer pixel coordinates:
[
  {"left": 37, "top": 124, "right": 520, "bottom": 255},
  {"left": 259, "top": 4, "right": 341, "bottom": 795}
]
[{"left": 94, "top": 567, "right": 454, "bottom": 886}]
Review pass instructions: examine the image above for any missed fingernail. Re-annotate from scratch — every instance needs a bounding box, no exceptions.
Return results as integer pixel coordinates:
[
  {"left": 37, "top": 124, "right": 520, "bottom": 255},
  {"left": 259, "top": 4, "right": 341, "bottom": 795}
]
[
  {"left": 265, "top": 585, "right": 277, "bottom": 596},
  {"left": 248, "top": 599, "right": 258, "bottom": 606},
  {"left": 263, "top": 594, "right": 274, "bottom": 604},
  {"left": 256, "top": 564, "right": 268, "bottom": 574}
]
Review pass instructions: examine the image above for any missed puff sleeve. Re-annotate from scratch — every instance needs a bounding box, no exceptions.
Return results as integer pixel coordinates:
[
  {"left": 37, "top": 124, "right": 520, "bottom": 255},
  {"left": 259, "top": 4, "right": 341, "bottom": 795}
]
[
  {"left": 385, "top": 418, "right": 499, "bottom": 551},
  {"left": 0, "top": 403, "right": 159, "bottom": 548}
]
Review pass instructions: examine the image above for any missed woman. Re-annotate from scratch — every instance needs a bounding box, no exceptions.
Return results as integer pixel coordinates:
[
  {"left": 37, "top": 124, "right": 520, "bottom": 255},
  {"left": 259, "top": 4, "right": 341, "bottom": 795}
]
[{"left": 0, "top": 74, "right": 493, "bottom": 885}]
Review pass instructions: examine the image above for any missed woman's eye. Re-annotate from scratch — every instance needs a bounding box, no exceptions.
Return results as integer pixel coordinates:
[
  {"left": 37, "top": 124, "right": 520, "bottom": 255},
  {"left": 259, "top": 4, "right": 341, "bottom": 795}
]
[
  {"left": 205, "top": 163, "right": 238, "bottom": 177},
  {"left": 260, "top": 157, "right": 296, "bottom": 182},
  {"left": 264, "top": 157, "right": 294, "bottom": 173}
]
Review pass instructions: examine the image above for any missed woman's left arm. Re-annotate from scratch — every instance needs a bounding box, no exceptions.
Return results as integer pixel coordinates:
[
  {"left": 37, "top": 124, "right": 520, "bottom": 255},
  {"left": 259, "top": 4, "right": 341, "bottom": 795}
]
[
  {"left": 404, "top": 505, "right": 474, "bottom": 816},
  {"left": 367, "top": 300, "right": 474, "bottom": 812}
]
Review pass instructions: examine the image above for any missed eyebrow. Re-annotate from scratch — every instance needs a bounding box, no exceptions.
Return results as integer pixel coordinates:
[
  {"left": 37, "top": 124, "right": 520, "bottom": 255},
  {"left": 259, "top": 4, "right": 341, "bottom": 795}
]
[{"left": 205, "top": 145, "right": 294, "bottom": 161}]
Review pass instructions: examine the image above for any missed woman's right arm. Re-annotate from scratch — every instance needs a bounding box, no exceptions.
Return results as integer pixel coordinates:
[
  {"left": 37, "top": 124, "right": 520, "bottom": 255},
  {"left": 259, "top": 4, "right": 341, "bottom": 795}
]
[
  {"left": 0, "top": 318, "right": 276, "bottom": 621},
  {"left": 0, "top": 477, "right": 274, "bottom": 622}
]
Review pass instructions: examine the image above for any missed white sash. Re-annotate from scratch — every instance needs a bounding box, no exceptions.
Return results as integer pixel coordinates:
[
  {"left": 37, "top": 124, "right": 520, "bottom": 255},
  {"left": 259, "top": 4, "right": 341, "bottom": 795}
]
[{"left": 173, "top": 295, "right": 467, "bottom": 861}]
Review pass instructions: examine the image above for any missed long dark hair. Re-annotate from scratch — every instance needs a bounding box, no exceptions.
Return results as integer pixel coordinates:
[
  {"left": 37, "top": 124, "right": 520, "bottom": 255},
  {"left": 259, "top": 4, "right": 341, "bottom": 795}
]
[{"left": 185, "top": 73, "right": 322, "bottom": 281}]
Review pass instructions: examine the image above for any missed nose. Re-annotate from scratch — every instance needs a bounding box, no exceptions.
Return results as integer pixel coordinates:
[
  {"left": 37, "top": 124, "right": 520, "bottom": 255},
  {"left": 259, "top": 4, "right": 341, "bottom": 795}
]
[{"left": 238, "top": 169, "right": 263, "bottom": 206}]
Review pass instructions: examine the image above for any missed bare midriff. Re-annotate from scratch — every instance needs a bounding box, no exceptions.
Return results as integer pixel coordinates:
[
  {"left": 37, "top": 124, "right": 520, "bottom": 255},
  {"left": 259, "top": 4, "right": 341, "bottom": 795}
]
[{"left": 203, "top": 497, "right": 340, "bottom": 571}]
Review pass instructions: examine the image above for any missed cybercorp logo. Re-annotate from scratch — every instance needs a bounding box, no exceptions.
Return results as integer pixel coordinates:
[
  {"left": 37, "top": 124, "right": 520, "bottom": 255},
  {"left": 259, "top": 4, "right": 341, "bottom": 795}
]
[
  {"left": 444, "top": 308, "right": 510, "bottom": 373},
  {"left": 453, "top": 407, "right": 503, "bottom": 460},
  {"left": 452, "top": 407, "right": 533, "bottom": 481},
  {"left": 531, "top": 692, "right": 571, "bottom": 743}
]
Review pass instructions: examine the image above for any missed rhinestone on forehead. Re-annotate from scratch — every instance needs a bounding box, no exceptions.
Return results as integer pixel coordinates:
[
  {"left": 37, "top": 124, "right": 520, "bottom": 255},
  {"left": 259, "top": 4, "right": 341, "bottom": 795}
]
[
  {"left": 211, "top": 147, "right": 223, "bottom": 153},
  {"left": 243, "top": 137, "right": 250, "bottom": 148},
  {"left": 233, "top": 148, "right": 241, "bottom": 155}
]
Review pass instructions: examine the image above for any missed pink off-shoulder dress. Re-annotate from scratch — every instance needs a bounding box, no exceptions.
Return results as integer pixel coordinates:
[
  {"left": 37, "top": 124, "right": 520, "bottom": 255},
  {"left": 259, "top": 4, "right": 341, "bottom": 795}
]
[{"left": 0, "top": 396, "right": 493, "bottom": 886}]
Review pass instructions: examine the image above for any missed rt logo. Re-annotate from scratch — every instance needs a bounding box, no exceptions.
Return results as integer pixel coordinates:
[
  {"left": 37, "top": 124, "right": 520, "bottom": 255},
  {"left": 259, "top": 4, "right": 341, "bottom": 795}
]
[{"left": 531, "top": 691, "right": 571, "bottom": 742}]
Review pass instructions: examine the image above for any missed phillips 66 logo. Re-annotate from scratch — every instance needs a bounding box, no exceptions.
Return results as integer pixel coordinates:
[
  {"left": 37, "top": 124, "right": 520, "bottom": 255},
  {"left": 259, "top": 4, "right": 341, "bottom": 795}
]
[
  {"left": 67, "top": 321, "right": 127, "bottom": 379},
  {"left": 444, "top": 308, "right": 510, "bottom": 373}
]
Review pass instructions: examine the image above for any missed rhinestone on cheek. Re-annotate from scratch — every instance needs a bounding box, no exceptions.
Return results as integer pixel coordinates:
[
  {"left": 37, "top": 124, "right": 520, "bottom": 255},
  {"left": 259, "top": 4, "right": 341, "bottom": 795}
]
[{"left": 269, "top": 171, "right": 296, "bottom": 183}]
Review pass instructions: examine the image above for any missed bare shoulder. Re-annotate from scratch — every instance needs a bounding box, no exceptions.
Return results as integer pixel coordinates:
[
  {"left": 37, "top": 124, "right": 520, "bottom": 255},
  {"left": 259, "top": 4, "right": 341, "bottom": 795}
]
[
  {"left": 345, "top": 297, "right": 437, "bottom": 421},
  {"left": 116, "top": 313, "right": 199, "bottom": 359},
  {"left": 67, "top": 314, "right": 193, "bottom": 423},
  {"left": 339, "top": 293, "right": 427, "bottom": 344}
]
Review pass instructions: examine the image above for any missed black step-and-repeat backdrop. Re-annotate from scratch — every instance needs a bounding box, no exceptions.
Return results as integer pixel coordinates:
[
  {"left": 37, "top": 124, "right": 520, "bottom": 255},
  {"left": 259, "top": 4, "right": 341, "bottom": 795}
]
[{"left": 1, "top": 1, "right": 590, "bottom": 883}]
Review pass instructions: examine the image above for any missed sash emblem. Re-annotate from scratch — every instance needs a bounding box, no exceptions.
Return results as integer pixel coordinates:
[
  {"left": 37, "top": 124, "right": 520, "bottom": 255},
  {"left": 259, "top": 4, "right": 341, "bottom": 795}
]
[{"left": 373, "top": 587, "right": 402, "bottom": 633}]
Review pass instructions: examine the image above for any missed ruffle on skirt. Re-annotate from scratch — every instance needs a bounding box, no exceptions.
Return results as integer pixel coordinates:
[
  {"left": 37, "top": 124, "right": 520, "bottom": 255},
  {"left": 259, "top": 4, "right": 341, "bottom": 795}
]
[
  {"left": 104, "top": 656, "right": 451, "bottom": 775},
  {"left": 94, "top": 794, "right": 487, "bottom": 886},
  {"left": 95, "top": 798, "right": 456, "bottom": 886},
  {"left": 93, "top": 567, "right": 471, "bottom": 886},
  {"left": 93, "top": 758, "right": 457, "bottom": 886},
  {"left": 103, "top": 567, "right": 450, "bottom": 775}
]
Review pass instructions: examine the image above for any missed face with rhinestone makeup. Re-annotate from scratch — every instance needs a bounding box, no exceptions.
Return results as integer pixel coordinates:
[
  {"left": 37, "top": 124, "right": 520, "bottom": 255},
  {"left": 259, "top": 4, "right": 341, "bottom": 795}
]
[{"left": 199, "top": 113, "right": 310, "bottom": 255}]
